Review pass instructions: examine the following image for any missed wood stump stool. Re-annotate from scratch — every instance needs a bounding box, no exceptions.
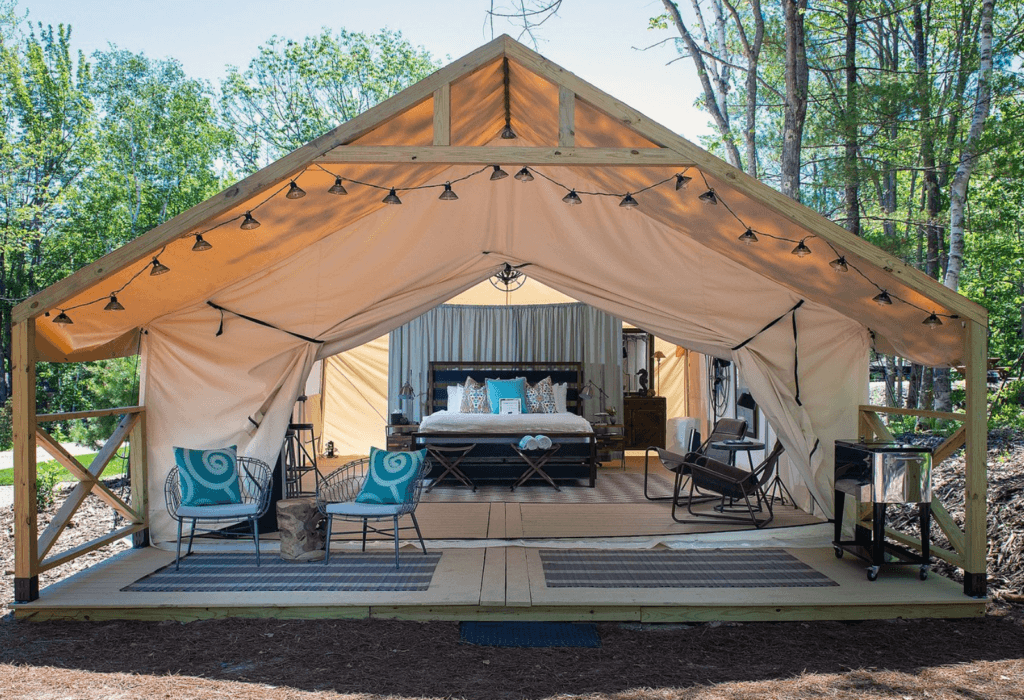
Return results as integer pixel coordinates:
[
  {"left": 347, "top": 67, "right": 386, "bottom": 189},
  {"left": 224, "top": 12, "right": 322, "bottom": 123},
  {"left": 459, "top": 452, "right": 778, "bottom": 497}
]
[{"left": 276, "top": 496, "right": 325, "bottom": 562}]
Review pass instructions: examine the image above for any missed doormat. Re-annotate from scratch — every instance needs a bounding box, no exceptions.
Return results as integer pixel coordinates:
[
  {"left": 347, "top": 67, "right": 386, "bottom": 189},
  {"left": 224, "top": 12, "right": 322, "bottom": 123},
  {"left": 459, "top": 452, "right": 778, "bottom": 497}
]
[
  {"left": 539, "top": 548, "right": 838, "bottom": 588},
  {"left": 122, "top": 552, "right": 441, "bottom": 592},
  {"left": 422, "top": 471, "right": 673, "bottom": 504},
  {"left": 459, "top": 621, "right": 601, "bottom": 648}
]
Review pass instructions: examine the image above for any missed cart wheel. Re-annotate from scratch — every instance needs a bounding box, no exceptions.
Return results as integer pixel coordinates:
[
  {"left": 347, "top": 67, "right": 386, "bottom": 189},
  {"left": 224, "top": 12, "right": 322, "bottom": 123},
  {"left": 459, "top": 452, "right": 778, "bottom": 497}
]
[
  {"left": 919, "top": 565, "right": 929, "bottom": 581},
  {"left": 867, "top": 566, "right": 879, "bottom": 582},
  {"left": 834, "top": 546, "right": 844, "bottom": 559}
]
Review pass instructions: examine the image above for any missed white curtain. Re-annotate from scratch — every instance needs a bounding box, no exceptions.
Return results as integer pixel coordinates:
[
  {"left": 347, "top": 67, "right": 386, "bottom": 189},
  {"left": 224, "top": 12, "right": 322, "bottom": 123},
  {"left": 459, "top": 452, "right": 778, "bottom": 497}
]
[{"left": 388, "top": 302, "right": 622, "bottom": 422}]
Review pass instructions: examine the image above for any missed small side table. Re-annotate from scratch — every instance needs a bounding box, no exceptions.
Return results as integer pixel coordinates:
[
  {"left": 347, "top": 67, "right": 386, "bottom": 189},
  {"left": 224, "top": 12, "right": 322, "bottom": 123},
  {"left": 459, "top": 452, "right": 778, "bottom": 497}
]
[
  {"left": 425, "top": 444, "right": 477, "bottom": 492},
  {"left": 386, "top": 423, "right": 419, "bottom": 451},
  {"left": 276, "top": 496, "right": 325, "bottom": 562},
  {"left": 710, "top": 439, "right": 765, "bottom": 470},
  {"left": 594, "top": 424, "right": 625, "bottom": 469},
  {"left": 510, "top": 443, "right": 562, "bottom": 491}
]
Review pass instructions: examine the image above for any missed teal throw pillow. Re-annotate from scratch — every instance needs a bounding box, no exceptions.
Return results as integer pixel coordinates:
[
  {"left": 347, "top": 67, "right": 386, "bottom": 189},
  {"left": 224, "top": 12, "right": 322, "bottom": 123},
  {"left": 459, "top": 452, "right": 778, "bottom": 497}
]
[
  {"left": 173, "top": 445, "right": 242, "bottom": 507},
  {"left": 486, "top": 377, "right": 528, "bottom": 414},
  {"left": 355, "top": 447, "right": 427, "bottom": 504}
]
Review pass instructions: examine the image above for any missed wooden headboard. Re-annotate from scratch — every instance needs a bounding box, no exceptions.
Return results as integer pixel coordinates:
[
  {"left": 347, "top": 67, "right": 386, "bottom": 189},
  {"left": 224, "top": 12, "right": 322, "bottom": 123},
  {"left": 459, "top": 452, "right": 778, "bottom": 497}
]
[{"left": 427, "top": 361, "right": 584, "bottom": 415}]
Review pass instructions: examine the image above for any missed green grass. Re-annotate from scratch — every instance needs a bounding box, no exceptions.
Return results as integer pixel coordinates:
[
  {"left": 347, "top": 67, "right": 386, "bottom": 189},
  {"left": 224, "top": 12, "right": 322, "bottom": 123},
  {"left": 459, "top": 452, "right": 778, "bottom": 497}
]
[{"left": 0, "top": 452, "right": 123, "bottom": 487}]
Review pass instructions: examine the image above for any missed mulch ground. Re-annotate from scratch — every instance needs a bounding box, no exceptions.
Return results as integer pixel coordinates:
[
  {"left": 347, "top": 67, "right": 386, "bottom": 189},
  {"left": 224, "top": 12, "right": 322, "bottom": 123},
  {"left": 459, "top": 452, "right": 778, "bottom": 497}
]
[{"left": 3, "top": 431, "right": 1024, "bottom": 698}]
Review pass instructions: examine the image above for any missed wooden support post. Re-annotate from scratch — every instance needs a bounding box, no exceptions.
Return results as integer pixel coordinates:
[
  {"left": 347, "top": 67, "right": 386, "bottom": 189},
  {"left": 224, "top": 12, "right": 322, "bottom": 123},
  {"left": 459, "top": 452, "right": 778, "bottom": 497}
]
[
  {"left": 130, "top": 410, "right": 150, "bottom": 547},
  {"left": 433, "top": 84, "right": 450, "bottom": 146},
  {"left": 963, "top": 320, "right": 988, "bottom": 597},
  {"left": 12, "top": 320, "right": 38, "bottom": 602},
  {"left": 558, "top": 86, "right": 575, "bottom": 147}
]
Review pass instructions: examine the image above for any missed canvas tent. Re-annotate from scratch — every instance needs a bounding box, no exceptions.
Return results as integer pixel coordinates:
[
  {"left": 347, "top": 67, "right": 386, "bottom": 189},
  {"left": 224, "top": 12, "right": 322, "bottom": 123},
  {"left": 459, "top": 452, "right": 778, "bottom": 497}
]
[{"left": 12, "top": 35, "right": 989, "bottom": 602}]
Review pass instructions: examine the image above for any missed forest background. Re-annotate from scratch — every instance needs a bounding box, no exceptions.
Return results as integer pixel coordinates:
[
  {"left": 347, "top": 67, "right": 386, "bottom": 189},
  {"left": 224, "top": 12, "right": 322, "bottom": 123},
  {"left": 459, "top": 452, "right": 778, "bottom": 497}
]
[{"left": 0, "top": 0, "right": 1022, "bottom": 448}]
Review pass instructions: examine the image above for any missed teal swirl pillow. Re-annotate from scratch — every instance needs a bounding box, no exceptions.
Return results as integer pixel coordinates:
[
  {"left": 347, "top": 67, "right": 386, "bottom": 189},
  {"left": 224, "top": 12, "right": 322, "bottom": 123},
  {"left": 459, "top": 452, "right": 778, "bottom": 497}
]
[
  {"left": 355, "top": 447, "right": 428, "bottom": 504},
  {"left": 173, "top": 445, "right": 242, "bottom": 507}
]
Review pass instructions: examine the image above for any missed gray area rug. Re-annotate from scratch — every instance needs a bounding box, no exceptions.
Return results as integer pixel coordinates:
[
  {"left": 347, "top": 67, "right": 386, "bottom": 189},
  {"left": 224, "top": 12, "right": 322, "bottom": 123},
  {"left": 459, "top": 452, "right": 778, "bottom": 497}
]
[
  {"left": 539, "top": 548, "right": 838, "bottom": 588},
  {"left": 421, "top": 471, "right": 674, "bottom": 504},
  {"left": 123, "top": 552, "right": 441, "bottom": 592}
]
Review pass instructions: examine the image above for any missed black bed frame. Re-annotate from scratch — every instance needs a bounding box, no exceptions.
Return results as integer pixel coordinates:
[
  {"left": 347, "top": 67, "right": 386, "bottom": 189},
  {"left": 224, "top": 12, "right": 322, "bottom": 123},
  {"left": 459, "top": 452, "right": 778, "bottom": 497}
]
[{"left": 413, "top": 361, "right": 597, "bottom": 487}]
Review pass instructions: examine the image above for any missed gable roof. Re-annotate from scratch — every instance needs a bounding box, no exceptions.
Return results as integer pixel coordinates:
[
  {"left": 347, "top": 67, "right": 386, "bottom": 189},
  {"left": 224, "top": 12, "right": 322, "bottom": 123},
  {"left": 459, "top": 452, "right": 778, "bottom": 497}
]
[{"left": 18, "top": 35, "right": 984, "bottom": 365}]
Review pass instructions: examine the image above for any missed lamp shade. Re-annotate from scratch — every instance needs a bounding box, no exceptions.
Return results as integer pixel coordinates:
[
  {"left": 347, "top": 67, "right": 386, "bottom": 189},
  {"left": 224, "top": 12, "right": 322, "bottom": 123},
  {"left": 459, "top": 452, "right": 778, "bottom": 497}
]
[{"left": 738, "top": 391, "right": 756, "bottom": 410}]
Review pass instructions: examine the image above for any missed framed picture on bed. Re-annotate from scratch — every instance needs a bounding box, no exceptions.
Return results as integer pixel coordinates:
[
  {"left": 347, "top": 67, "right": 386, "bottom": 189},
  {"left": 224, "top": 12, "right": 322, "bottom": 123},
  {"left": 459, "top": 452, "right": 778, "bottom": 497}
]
[{"left": 499, "top": 398, "right": 522, "bottom": 415}]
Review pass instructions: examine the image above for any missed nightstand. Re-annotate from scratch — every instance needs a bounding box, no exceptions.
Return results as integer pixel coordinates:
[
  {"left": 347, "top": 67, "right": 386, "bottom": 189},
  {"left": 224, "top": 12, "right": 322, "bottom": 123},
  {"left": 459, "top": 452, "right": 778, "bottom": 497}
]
[
  {"left": 385, "top": 423, "right": 419, "bottom": 451},
  {"left": 593, "top": 423, "right": 625, "bottom": 469}
]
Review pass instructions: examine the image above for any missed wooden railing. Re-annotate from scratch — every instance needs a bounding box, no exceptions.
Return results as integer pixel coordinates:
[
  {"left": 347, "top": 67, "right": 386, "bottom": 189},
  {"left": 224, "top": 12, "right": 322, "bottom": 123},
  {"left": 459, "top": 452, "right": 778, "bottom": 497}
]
[
  {"left": 23, "top": 407, "right": 148, "bottom": 576},
  {"left": 857, "top": 405, "right": 968, "bottom": 569}
]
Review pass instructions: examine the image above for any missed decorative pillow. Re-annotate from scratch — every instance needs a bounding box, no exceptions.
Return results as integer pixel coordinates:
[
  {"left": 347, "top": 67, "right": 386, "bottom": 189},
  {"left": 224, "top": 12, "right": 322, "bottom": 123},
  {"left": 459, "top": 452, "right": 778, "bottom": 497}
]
[
  {"left": 525, "top": 382, "right": 542, "bottom": 413},
  {"left": 554, "top": 382, "right": 569, "bottom": 413},
  {"left": 446, "top": 384, "right": 464, "bottom": 411},
  {"left": 173, "top": 445, "right": 242, "bottom": 507},
  {"left": 355, "top": 447, "right": 427, "bottom": 504},
  {"left": 534, "top": 376, "right": 558, "bottom": 414},
  {"left": 460, "top": 377, "right": 490, "bottom": 413},
  {"left": 487, "top": 377, "right": 528, "bottom": 414}
]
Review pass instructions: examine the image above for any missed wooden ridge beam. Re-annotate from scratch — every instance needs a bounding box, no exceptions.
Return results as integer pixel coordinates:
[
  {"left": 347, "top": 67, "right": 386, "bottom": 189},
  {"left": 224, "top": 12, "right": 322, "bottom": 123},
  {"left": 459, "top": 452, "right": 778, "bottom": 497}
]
[{"left": 316, "top": 146, "right": 688, "bottom": 166}]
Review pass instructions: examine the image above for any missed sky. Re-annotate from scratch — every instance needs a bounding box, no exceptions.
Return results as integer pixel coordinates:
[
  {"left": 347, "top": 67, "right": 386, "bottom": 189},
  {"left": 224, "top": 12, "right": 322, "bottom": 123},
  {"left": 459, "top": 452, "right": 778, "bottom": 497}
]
[{"left": 15, "top": 0, "right": 712, "bottom": 142}]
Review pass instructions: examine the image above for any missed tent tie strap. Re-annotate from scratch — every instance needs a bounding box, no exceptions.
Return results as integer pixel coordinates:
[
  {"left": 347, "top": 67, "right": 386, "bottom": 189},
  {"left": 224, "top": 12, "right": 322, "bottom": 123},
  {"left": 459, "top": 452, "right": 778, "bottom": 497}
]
[
  {"left": 206, "top": 301, "right": 324, "bottom": 344},
  {"left": 731, "top": 298, "right": 805, "bottom": 407}
]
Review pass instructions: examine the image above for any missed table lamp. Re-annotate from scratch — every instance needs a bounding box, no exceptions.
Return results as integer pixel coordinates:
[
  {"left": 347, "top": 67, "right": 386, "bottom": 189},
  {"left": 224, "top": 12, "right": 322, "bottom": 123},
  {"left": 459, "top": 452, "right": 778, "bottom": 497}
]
[{"left": 653, "top": 350, "right": 666, "bottom": 396}]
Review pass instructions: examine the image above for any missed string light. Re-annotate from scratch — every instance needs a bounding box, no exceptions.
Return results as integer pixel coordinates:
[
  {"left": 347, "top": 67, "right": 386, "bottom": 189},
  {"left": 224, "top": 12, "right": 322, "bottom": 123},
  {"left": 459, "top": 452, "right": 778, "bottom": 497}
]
[
  {"left": 619, "top": 193, "right": 639, "bottom": 209},
  {"left": 791, "top": 240, "right": 812, "bottom": 257},
  {"left": 562, "top": 189, "right": 582, "bottom": 205},
  {"left": 514, "top": 167, "right": 534, "bottom": 182},
  {"left": 240, "top": 211, "right": 260, "bottom": 230},
  {"left": 150, "top": 258, "right": 170, "bottom": 276},
  {"left": 489, "top": 165, "right": 509, "bottom": 181},
  {"left": 53, "top": 310, "right": 73, "bottom": 325},
  {"left": 438, "top": 182, "right": 459, "bottom": 201},
  {"left": 829, "top": 256, "right": 848, "bottom": 272},
  {"left": 285, "top": 181, "right": 306, "bottom": 199},
  {"left": 192, "top": 234, "right": 212, "bottom": 252},
  {"left": 873, "top": 290, "right": 893, "bottom": 305},
  {"left": 675, "top": 174, "right": 692, "bottom": 190},
  {"left": 698, "top": 188, "right": 718, "bottom": 205},
  {"left": 738, "top": 228, "right": 758, "bottom": 245},
  {"left": 923, "top": 313, "right": 943, "bottom": 328},
  {"left": 104, "top": 294, "right": 125, "bottom": 312},
  {"left": 328, "top": 177, "right": 348, "bottom": 195}
]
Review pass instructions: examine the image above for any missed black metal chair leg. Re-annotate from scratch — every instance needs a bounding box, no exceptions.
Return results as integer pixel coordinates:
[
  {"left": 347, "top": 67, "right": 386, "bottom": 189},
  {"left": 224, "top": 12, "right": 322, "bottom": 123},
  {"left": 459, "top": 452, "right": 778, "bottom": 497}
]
[
  {"left": 393, "top": 514, "right": 401, "bottom": 569},
  {"left": 410, "top": 512, "right": 427, "bottom": 554},
  {"left": 324, "top": 514, "right": 333, "bottom": 565},
  {"left": 362, "top": 519, "right": 368, "bottom": 552},
  {"left": 175, "top": 518, "right": 183, "bottom": 570},
  {"left": 252, "top": 517, "right": 261, "bottom": 567},
  {"left": 186, "top": 519, "right": 197, "bottom": 555}
]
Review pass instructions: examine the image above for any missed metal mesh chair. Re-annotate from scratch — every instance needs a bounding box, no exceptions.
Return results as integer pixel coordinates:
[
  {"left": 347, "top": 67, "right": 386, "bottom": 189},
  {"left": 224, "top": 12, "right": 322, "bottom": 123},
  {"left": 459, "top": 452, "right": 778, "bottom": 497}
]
[
  {"left": 315, "top": 456, "right": 430, "bottom": 569},
  {"left": 643, "top": 418, "right": 747, "bottom": 501},
  {"left": 164, "top": 456, "right": 273, "bottom": 570}
]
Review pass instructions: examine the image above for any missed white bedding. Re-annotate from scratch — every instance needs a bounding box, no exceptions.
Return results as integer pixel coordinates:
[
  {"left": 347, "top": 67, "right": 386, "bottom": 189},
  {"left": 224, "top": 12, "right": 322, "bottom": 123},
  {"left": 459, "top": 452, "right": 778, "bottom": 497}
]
[{"left": 419, "top": 410, "right": 593, "bottom": 434}]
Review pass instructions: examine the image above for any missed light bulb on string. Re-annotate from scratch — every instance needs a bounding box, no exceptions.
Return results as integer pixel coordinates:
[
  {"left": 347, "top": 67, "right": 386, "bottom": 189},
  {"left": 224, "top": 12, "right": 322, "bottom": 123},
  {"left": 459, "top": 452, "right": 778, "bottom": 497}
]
[
  {"left": 286, "top": 181, "right": 306, "bottom": 199},
  {"left": 923, "top": 313, "right": 943, "bottom": 328},
  {"left": 500, "top": 122, "right": 516, "bottom": 139},
  {"left": 562, "top": 189, "right": 582, "bottom": 205},
  {"left": 514, "top": 167, "right": 534, "bottom": 182},
  {"left": 104, "top": 294, "right": 125, "bottom": 312},
  {"left": 872, "top": 290, "right": 893, "bottom": 306},
  {"left": 791, "top": 240, "right": 812, "bottom": 257},
  {"left": 192, "top": 234, "right": 213, "bottom": 252},
  {"left": 698, "top": 188, "right": 718, "bottom": 205},
  {"left": 619, "top": 193, "right": 639, "bottom": 209},
  {"left": 382, "top": 188, "right": 402, "bottom": 205},
  {"left": 240, "top": 211, "right": 260, "bottom": 230},
  {"left": 53, "top": 310, "right": 73, "bottom": 325},
  {"left": 829, "top": 256, "right": 848, "bottom": 272},
  {"left": 150, "top": 257, "right": 170, "bottom": 276},
  {"left": 438, "top": 182, "right": 459, "bottom": 201},
  {"left": 675, "top": 174, "right": 692, "bottom": 191},
  {"left": 738, "top": 228, "right": 758, "bottom": 245},
  {"left": 328, "top": 177, "right": 348, "bottom": 195},
  {"left": 490, "top": 165, "right": 509, "bottom": 181}
]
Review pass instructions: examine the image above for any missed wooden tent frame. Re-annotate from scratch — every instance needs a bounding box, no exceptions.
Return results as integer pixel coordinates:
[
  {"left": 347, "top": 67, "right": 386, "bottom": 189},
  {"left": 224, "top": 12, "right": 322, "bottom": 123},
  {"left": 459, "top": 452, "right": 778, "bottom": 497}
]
[{"left": 11, "top": 35, "right": 988, "bottom": 604}]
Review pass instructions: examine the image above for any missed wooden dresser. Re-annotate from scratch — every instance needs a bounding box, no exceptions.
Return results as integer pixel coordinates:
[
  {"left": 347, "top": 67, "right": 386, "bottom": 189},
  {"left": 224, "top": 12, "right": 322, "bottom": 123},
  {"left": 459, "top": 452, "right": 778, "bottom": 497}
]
[{"left": 623, "top": 396, "right": 666, "bottom": 450}]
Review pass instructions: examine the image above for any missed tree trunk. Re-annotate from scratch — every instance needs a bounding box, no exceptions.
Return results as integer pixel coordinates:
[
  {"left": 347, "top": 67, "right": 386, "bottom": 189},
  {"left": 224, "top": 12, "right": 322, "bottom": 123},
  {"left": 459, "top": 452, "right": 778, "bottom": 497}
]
[
  {"left": 843, "top": 0, "right": 860, "bottom": 235},
  {"left": 781, "top": 0, "right": 809, "bottom": 200}
]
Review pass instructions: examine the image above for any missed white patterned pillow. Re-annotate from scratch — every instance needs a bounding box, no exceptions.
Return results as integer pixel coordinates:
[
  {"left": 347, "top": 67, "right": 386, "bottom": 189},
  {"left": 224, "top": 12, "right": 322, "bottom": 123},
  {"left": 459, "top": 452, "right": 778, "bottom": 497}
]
[
  {"left": 554, "top": 382, "right": 568, "bottom": 413},
  {"left": 534, "top": 376, "right": 558, "bottom": 414},
  {"left": 525, "top": 382, "right": 542, "bottom": 413},
  {"left": 460, "top": 377, "right": 490, "bottom": 413},
  {"left": 446, "top": 384, "right": 465, "bottom": 411}
]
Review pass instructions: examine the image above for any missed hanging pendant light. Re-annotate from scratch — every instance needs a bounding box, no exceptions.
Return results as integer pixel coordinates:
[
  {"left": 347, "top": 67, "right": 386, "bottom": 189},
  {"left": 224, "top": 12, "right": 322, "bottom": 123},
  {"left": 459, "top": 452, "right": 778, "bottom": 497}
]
[
  {"left": 562, "top": 189, "right": 582, "bottom": 205},
  {"left": 791, "top": 240, "right": 812, "bottom": 257},
  {"left": 675, "top": 174, "right": 692, "bottom": 190},
  {"left": 500, "top": 122, "right": 517, "bottom": 139},
  {"left": 490, "top": 165, "right": 509, "bottom": 181},
  {"left": 192, "top": 233, "right": 213, "bottom": 252},
  {"left": 53, "top": 310, "right": 73, "bottom": 325},
  {"left": 240, "top": 211, "right": 260, "bottom": 230},
  {"left": 698, "top": 188, "right": 718, "bottom": 205},
  {"left": 382, "top": 188, "right": 402, "bottom": 205},
  {"left": 514, "top": 167, "right": 534, "bottom": 182},
  {"left": 150, "top": 257, "right": 170, "bottom": 276},
  {"left": 104, "top": 294, "right": 125, "bottom": 311},
  {"left": 285, "top": 181, "right": 306, "bottom": 199},
  {"left": 923, "top": 313, "right": 943, "bottom": 328},
  {"left": 873, "top": 290, "right": 893, "bottom": 306},
  {"left": 328, "top": 177, "right": 348, "bottom": 195},
  {"left": 438, "top": 182, "right": 459, "bottom": 201},
  {"left": 619, "top": 193, "right": 639, "bottom": 209},
  {"left": 829, "top": 256, "right": 848, "bottom": 272},
  {"left": 738, "top": 228, "right": 758, "bottom": 244}
]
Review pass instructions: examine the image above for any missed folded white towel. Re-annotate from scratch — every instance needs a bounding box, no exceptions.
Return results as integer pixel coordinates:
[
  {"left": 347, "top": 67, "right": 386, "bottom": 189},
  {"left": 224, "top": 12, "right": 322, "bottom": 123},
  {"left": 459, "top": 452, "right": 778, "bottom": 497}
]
[
  {"left": 519, "top": 435, "right": 538, "bottom": 450},
  {"left": 535, "top": 435, "right": 552, "bottom": 450}
]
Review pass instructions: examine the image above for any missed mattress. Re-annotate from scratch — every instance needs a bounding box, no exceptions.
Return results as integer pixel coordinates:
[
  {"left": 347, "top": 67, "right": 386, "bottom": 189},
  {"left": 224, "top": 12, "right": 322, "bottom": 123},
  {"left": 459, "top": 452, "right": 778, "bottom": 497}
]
[{"left": 418, "top": 410, "right": 593, "bottom": 434}]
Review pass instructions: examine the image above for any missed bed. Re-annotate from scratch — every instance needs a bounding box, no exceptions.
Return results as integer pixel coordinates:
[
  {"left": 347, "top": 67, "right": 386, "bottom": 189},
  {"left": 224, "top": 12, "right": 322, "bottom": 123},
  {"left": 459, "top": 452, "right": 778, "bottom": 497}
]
[{"left": 412, "top": 361, "right": 597, "bottom": 486}]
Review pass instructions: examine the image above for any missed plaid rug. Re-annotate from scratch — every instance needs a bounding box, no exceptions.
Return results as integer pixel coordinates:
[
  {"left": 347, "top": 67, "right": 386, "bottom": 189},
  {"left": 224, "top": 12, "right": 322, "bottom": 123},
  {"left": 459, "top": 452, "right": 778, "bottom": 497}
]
[
  {"left": 539, "top": 548, "right": 837, "bottom": 588},
  {"left": 422, "top": 471, "right": 674, "bottom": 504},
  {"left": 123, "top": 552, "right": 441, "bottom": 592}
]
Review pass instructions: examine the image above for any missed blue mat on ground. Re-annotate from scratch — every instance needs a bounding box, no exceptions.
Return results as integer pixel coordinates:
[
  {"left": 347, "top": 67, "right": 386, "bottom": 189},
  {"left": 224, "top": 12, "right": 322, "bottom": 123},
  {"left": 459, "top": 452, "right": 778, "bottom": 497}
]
[{"left": 459, "top": 621, "right": 601, "bottom": 648}]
